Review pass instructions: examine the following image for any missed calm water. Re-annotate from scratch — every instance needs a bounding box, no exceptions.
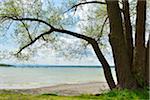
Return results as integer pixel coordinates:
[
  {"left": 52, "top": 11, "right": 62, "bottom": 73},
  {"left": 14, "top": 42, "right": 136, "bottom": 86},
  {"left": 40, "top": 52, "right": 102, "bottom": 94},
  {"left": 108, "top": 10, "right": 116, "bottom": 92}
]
[{"left": 0, "top": 66, "right": 116, "bottom": 89}]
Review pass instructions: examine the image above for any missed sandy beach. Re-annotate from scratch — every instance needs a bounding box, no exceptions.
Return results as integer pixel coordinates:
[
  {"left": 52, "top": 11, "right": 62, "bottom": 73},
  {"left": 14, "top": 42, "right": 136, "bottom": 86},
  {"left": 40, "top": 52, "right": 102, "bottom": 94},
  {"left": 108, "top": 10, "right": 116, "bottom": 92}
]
[{"left": 0, "top": 82, "right": 109, "bottom": 96}]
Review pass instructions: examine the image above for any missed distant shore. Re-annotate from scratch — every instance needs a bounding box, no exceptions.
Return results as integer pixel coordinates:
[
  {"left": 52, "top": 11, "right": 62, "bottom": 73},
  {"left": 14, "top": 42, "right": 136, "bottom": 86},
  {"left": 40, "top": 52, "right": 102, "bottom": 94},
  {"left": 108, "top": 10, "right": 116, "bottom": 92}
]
[
  {"left": 0, "top": 64, "right": 115, "bottom": 68},
  {"left": 0, "top": 64, "right": 13, "bottom": 67},
  {"left": 0, "top": 82, "right": 109, "bottom": 96}
]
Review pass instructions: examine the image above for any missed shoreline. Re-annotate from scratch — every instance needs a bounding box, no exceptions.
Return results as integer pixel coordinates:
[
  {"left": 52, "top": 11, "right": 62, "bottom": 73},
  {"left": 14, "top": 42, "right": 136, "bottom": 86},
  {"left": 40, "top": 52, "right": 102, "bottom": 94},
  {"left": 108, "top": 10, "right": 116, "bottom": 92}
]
[{"left": 0, "top": 82, "right": 109, "bottom": 96}]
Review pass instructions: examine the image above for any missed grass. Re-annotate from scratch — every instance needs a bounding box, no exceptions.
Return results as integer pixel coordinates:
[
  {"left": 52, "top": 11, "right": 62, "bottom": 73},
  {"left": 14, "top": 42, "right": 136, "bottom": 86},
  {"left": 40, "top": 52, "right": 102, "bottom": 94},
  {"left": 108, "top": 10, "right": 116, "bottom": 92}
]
[
  {"left": 99, "top": 89, "right": 149, "bottom": 100},
  {"left": 0, "top": 89, "right": 149, "bottom": 100}
]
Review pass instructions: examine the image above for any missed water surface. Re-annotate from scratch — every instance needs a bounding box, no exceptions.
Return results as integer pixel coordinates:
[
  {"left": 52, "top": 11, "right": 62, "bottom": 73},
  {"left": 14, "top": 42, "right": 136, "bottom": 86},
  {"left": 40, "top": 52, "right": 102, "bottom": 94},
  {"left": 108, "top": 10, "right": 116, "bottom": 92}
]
[{"left": 0, "top": 66, "right": 116, "bottom": 89}]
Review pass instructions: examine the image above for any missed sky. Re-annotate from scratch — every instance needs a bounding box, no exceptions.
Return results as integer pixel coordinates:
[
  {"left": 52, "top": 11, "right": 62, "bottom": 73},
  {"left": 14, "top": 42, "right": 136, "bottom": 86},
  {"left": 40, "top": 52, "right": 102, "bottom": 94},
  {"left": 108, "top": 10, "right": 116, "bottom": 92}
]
[{"left": 0, "top": 0, "right": 114, "bottom": 65}]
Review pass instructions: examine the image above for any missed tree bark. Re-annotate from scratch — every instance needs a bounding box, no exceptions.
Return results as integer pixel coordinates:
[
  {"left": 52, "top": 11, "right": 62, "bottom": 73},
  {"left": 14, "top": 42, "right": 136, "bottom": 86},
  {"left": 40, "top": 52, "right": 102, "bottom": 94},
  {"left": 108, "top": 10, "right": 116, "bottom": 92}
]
[
  {"left": 123, "top": 0, "right": 133, "bottom": 67},
  {"left": 133, "top": 0, "right": 146, "bottom": 86},
  {"left": 91, "top": 40, "right": 116, "bottom": 90},
  {"left": 145, "top": 37, "right": 149, "bottom": 85},
  {"left": 106, "top": 0, "right": 137, "bottom": 89}
]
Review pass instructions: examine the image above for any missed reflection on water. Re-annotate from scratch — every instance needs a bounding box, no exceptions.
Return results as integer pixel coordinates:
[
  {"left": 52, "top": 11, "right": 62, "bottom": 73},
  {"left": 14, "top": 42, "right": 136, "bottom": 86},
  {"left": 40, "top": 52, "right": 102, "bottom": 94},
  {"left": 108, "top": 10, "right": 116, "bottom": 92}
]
[{"left": 0, "top": 66, "right": 116, "bottom": 89}]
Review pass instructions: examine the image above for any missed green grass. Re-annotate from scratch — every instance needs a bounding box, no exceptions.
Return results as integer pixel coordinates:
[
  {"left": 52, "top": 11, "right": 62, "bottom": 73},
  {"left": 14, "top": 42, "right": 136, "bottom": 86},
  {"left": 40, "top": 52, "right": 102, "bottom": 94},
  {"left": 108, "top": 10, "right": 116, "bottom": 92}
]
[
  {"left": 99, "top": 89, "right": 149, "bottom": 100},
  {"left": 0, "top": 89, "right": 149, "bottom": 100}
]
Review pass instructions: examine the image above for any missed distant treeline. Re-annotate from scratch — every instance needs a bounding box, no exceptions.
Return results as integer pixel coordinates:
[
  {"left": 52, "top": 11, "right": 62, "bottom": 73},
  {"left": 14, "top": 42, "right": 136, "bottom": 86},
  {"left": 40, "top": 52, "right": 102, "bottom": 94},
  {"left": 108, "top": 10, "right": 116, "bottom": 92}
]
[{"left": 0, "top": 64, "right": 13, "bottom": 67}]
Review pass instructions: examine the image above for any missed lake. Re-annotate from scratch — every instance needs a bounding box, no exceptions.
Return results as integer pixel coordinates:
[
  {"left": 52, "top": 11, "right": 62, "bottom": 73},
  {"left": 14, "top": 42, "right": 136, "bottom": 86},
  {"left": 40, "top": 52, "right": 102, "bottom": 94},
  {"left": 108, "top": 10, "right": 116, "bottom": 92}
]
[{"left": 0, "top": 66, "right": 116, "bottom": 89}]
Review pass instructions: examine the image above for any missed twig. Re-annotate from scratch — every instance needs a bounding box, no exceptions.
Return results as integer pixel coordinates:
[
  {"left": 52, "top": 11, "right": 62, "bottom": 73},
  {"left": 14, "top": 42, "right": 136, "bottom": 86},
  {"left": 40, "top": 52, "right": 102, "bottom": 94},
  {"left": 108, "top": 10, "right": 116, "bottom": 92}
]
[{"left": 64, "top": 1, "right": 106, "bottom": 13}]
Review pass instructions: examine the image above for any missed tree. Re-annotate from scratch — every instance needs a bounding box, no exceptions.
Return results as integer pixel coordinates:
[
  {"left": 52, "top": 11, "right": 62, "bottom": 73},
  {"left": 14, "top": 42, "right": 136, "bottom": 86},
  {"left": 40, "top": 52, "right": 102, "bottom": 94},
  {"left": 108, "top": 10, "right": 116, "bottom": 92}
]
[
  {"left": 106, "top": 0, "right": 148, "bottom": 88},
  {"left": 106, "top": 0, "right": 137, "bottom": 88},
  {"left": 0, "top": 0, "right": 149, "bottom": 89}
]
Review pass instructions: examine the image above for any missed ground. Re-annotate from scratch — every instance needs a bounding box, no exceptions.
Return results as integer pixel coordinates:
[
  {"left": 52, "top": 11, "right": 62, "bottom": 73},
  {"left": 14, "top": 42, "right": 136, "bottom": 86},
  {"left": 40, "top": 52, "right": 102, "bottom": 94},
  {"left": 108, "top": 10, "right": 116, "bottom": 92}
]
[{"left": 0, "top": 89, "right": 149, "bottom": 100}]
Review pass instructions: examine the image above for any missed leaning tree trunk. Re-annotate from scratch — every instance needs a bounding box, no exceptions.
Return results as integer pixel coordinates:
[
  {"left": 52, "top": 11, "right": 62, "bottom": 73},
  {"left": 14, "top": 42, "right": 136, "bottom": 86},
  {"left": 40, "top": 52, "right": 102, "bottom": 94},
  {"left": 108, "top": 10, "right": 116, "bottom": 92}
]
[
  {"left": 106, "top": 0, "right": 137, "bottom": 89},
  {"left": 133, "top": 0, "right": 147, "bottom": 87},
  {"left": 91, "top": 40, "right": 116, "bottom": 90},
  {"left": 54, "top": 28, "right": 116, "bottom": 89}
]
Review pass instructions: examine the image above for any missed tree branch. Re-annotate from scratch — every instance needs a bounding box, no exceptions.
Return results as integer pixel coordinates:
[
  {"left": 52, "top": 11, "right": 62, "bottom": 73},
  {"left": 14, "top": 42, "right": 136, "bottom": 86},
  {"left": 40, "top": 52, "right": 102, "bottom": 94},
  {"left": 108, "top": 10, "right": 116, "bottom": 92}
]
[
  {"left": 4, "top": 16, "right": 54, "bottom": 28},
  {"left": 17, "top": 28, "right": 95, "bottom": 54},
  {"left": 54, "top": 28, "right": 94, "bottom": 43},
  {"left": 20, "top": 21, "right": 33, "bottom": 41},
  {"left": 64, "top": 1, "right": 106, "bottom": 13},
  {"left": 16, "top": 29, "right": 54, "bottom": 54},
  {"left": 3, "top": 16, "right": 95, "bottom": 53},
  {"left": 97, "top": 16, "right": 108, "bottom": 42}
]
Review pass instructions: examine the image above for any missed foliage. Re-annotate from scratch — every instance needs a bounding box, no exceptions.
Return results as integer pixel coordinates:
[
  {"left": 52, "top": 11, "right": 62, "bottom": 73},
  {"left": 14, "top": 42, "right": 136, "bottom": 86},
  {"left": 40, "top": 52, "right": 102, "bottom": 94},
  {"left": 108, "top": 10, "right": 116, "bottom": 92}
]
[
  {"left": 0, "top": 89, "right": 149, "bottom": 100},
  {"left": 0, "top": 0, "right": 108, "bottom": 59}
]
